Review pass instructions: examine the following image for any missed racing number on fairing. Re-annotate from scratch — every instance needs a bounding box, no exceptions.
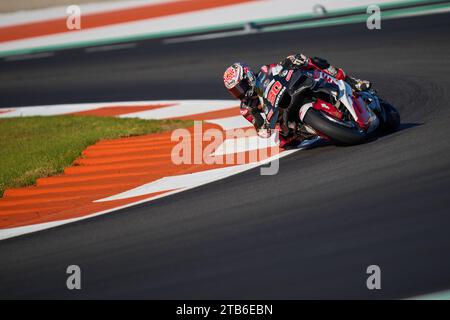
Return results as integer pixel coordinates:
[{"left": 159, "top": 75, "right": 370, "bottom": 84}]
[{"left": 267, "top": 81, "right": 283, "bottom": 105}]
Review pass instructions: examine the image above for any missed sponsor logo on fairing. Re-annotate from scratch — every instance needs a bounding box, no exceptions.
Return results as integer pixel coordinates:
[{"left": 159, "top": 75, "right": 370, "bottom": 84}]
[
  {"left": 274, "top": 87, "right": 286, "bottom": 108},
  {"left": 267, "top": 81, "right": 283, "bottom": 106}
]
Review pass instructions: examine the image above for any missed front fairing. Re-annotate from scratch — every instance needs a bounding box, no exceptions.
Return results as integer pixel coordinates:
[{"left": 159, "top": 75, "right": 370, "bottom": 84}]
[{"left": 311, "top": 70, "right": 378, "bottom": 131}]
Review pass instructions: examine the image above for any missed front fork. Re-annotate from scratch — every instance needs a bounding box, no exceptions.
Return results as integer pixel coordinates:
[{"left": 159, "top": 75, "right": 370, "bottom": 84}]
[{"left": 356, "top": 91, "right": 385, "bottom": 133}]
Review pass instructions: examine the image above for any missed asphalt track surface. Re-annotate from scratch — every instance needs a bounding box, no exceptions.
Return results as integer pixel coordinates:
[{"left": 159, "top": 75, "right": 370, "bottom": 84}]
[{"left": 1, "top": 13, "right": 450, "bottom": 299}]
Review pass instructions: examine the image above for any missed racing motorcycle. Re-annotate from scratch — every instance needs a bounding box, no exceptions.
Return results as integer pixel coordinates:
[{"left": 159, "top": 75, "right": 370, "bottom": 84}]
[{"left": 257, "top": 66, "right": 400, "bottom": 146}]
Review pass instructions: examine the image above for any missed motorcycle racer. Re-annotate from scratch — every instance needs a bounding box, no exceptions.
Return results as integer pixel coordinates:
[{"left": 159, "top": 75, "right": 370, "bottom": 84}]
[{"left": 223, "top": 53, "right": 372, "bottom": 146}]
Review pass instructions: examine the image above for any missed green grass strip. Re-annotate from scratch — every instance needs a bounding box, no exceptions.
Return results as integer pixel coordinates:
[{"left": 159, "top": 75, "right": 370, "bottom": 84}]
[{"left": 0, "top": 115, "right": 192, "bottom": 197}]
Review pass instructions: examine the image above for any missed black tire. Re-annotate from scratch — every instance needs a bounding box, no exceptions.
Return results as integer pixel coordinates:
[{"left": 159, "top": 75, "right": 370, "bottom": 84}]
[
  {"left": 303, "top": 108, "right": 368, "bottom": 145},
  {"left": 379, "top": 101, "right": 401, "bottom": 132}
]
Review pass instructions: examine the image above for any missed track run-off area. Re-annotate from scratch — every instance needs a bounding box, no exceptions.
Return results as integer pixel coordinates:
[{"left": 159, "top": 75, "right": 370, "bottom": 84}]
[
  {"left": 0, "top": 11, "right": 450, "bottom": 299},
  {"left": 0, "top": 100, "right": 291, "bottom": 239}
]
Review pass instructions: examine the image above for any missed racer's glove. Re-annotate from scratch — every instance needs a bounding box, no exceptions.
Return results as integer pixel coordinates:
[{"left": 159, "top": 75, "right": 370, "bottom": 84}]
[
  {"left": 281, "top": 53, "right": 309, "bottom": 69},
  {"left": 346, "top": 76, "right": 372, "bottom": 92},
  {"left": 356, "top": 79, "right": 372, "bottom": 92}
]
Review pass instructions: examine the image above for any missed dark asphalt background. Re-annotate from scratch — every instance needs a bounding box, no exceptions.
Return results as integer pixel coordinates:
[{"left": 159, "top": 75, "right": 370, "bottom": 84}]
[{"left": 0, "top": 13, "right": 450, "bottom": 299}]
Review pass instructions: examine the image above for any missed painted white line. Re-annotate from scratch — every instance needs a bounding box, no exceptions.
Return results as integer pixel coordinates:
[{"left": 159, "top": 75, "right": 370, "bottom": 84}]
[
  {"left": 85, "top": 43, "right": 137, "bottom": 53},
  {"left": 0, "top": 100, "right": 236, "bottom": 118},
  {"left": 3, "top": 52, "right": 54, "bottom": 61},
  {"left": 119, "top": 100, "right": 237, "bottom": 119},
  {"left": 96, "top": 162, "right": 268, "bottom": 202},
  {"left": 0, "top": 101, "right": 166, "bottom": 117},
  {"left": 212, "top": 134, "right": 279, "bottom": 156},
  {"left": 0, "top": 102, "right": 140, "bottom": 117},
  {"left": 0, "top": 149, "right": 300, "bottom": 240},
  {"left": 206, "top": 116, "right": 253, "bottom": 131}
]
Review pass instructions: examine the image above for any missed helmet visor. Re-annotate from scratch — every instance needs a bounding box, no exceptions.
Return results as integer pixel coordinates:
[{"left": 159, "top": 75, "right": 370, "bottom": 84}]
[{"left": 227, "top": 81, "right": 251, "bottom": 99}]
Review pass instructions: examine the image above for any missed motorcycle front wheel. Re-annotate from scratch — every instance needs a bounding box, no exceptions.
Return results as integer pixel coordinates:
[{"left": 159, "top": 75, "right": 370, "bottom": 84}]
[
  {"left": 379, "top": 101, "right": 401, "bottom": 132},
  {"left": 303, "top": 109, "right": 368, "bottom": 145}
]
